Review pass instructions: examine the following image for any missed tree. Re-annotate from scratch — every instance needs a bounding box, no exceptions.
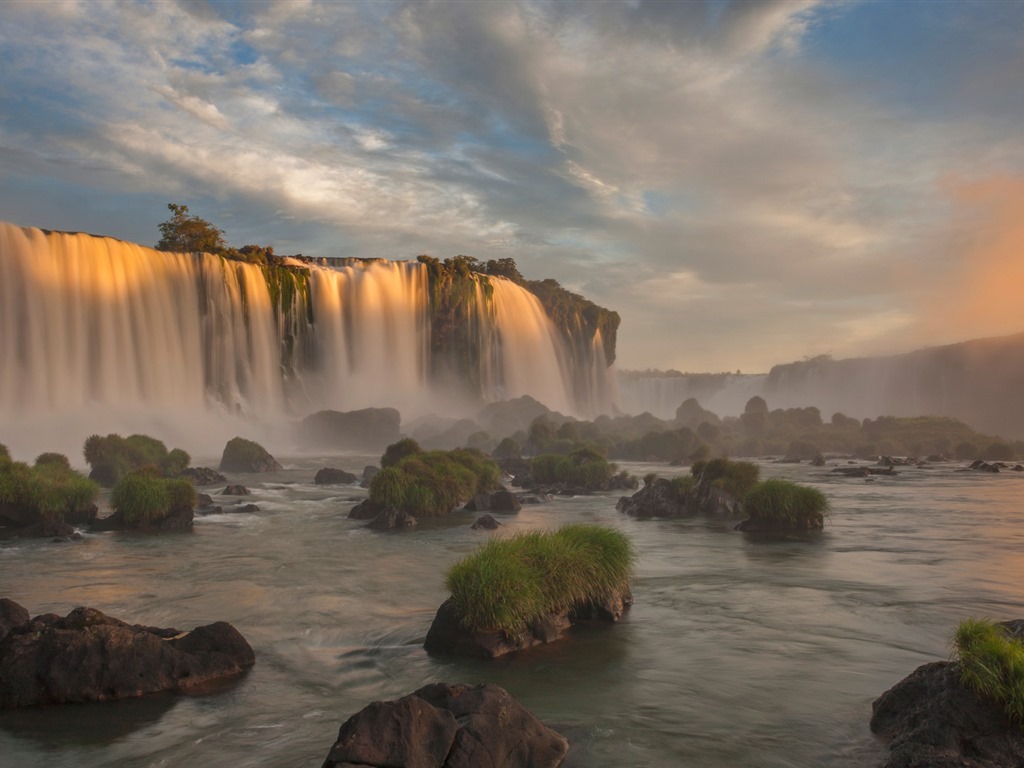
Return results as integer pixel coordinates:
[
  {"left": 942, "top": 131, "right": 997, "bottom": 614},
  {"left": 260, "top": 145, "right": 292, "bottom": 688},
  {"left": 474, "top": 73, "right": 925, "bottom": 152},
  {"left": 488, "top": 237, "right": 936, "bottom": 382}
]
[{"left": 156, "top": 203, "right": 226, "bottom": 253}]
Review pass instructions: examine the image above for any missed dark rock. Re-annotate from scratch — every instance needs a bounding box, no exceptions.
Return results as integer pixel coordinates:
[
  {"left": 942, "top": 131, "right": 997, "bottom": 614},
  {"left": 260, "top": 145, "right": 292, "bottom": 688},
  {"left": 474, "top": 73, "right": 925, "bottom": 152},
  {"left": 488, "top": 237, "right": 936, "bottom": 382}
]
[
  {"left": 7, "top": 519, "right": 78, "bottom": 539},
  {"left": 314, "top": 467, "right": 358, "bottom": 485},
  {"left": 0, "top": 601, "right": 254, "bottom": 707},
  {"left": 490, "top": 489, "right": 522, "bottom": 513},
  {"left": 222, "top": 484, "right": 250, "bottom": 495},
  {"left": 0, "top": 598, "right": 30, "bottom": 643},
  {"left": 616, "top": 477, "right": 689, "bottom": 518},
  {"left": 871, "top": 659, "right": 1024, "bottom": 768},
  {"left": 360, "top": 465, "right": 380, "bottom": 488},
  {"left": 462, "top": 492, "right": 492, "bottom": 512},
  {"left": 471, "top": 514, "right": 501, "bottom": 530},
  {"left": 299, "top": 407, "right": 401, "bottom": 451},
  {"left": 810, "top": 455, "right": 826, "bottom": 467},
  {"left": 518, "top": 493, "right": 551, "bottom": 504},
  {"left": 424, "top": 587, "right": 631, "bottom": 659},
  {"left": 735, "top": 513, "right": 825, "bottom": 532},
  {"left": 231, "top": 503, "right": 260, "bottom": 514},
  {"left": 179, "top": 467, "right": 226, "bottom": 485},
  {"left": 348, "top": 498, "right": 382, "bottom": 520},
  {"left": 367, "top": 508, "right": 417, "bottom": 531},
  {"left": 90, "top": 506, "right": 194, "bottom": 532},
  {"left": 218, "top": 437, "right": 282, "bottom": 474},
  {"left": 322, "top": 682, "right": 568, "bottom": 768}
]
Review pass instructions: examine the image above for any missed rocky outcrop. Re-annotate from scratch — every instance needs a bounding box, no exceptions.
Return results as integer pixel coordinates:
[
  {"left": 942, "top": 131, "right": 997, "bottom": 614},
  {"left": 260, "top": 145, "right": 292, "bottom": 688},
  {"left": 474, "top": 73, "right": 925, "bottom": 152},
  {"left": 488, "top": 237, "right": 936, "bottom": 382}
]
[
  {"left": 314, "top": 467, "right": 358, "bottom": 485},
  {"left": 0, "top": 601, "right": 255, "bottom": 707},
  {"left": 463, "top": 489, "right": 522, "bottom": 513},
  {"left": 218, "top": 437, "right": 282, "bottom": 474},
  {"left": 616, "top": 478, "right": 689, "bottom": 518},
  {"left": 321, "top": 682, "right": 569, "bottom": 768},
  {"left": 471, "top": 514, "right": 501, "bottom": 530},
  {"left": 734, "top": 513, "right": 825, "bottom": 533},
  {"left": 424, "top": 589, "right": 632, "bottom": 659},
  {"left": 178, "top": 467, "right": 226, "bottom": 485},
  {"left": 90, "top": 506, "right": 194, "bottom": 532},
  {"left": 871, "top": 659, "right": 1024, "bottom": 767},
  {"left": 299, "top": 407, "right": 401, "bottom": 451},
  {"left": 367, "top": 508, "right": 417, "bottom": 531},
  {"left": 222, "top": 484, "right": 250, "bottom": 495}
]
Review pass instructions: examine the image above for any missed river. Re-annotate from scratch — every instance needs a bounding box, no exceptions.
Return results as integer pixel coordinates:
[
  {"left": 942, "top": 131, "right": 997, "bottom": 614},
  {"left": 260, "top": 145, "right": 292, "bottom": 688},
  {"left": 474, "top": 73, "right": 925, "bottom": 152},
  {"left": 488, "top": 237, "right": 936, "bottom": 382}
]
[{"left": 2, "top": 457, "right": 1021, "bottom": 767}]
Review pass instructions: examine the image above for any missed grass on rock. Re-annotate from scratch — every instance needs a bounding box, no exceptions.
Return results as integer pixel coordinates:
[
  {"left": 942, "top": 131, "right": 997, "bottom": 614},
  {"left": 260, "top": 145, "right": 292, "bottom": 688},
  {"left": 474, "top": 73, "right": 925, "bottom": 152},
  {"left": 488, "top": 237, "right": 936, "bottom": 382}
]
[
  {"left": 743, "top": 478, "right": 830, "bottom": 524},
  {"left": 369, "top": 445, "right": 501, "bottom": 517},
  {"left": 444, "top": 524, "right": 636, "bottom": 639},
  {"left": 954, "top": 618, "right": 1024, "bottom": 724},
  {"left": 111, "top": 470, "right": 196, "bottom": 525}
]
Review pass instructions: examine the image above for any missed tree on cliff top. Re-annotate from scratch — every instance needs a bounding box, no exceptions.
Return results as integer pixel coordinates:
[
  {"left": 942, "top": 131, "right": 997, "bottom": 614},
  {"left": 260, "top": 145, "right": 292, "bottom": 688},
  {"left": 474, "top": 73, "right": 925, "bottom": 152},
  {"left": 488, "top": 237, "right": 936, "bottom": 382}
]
[{"left": 156, "top": 203, "right": 226, "bottom": 254}]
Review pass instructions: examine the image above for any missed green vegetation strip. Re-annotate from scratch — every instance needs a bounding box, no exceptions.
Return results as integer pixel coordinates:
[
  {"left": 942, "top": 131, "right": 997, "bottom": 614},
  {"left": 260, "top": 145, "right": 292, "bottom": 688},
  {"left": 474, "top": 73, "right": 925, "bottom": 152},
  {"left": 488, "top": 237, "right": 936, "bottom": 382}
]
[
  {"left": 743, "top": 478, "right": 830, "bottom": 523},
  {"left": 369, "top": 447, "right": 500, "bottom": 517},
  {"left": 111, "top": 470, "right": 196, "bottom": 525},
  {"left": 444, "top": 524, "right": 636, "bottom": 638},
  {"left": 954, "top": 618, "right": 1024, "bottom": 723}
]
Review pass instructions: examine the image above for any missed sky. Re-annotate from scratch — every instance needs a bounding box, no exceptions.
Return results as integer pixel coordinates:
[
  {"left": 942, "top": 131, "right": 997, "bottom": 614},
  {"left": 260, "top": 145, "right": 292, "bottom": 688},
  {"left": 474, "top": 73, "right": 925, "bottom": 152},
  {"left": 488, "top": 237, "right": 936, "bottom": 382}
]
[{"left": 2, "top": 0, "right": 1023, "bottom": 374}]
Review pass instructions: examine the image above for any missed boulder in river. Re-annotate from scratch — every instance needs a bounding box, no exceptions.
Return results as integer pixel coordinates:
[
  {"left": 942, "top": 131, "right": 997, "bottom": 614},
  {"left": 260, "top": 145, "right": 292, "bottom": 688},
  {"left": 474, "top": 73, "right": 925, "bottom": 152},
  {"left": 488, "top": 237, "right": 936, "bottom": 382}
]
[
  {"left": 314, "top": 467, "right": 358, "bottom": 485},
  {"left": 320, "top": 682, "right": 568, "bottom": 768},
  {"left": 0, "top": 600, "right": 255, "bottom": 707},
  {"left": 218, "top": 437, "right": 282, "bottom": 474}
]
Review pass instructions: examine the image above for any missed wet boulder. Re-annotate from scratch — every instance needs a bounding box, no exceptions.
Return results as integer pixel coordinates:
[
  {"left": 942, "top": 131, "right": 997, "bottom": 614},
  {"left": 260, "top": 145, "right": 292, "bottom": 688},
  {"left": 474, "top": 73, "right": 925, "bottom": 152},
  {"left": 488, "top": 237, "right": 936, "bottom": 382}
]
[
  {"left": 616, "top": 478, "right": 689, "bottom": 518},
  {"left": 218, "top": 437, "right": 282, "bottom": 474},
  {"left": 321, "top": 682, "right": 568, "bottom": 768},
  {"left": 0, "top": 600, "right": 255, "bottom": 707},
  {"left": 179, "top": 467, "right": 226, "bottom": 485},
  {"left": 222, "top": 484, "right": 250, "bottom": 495},
  {"left": 314, "top": 467, "right": 358, "bottom": 485},
  {"left": 871, "top": 659, "right": 1024, "bottom": 767},
  {"left": 367, "top": 508, "right": 417, "bottom": 531},
  {"left": 471, "top": 514, "right": 501, "bottom": 530}
]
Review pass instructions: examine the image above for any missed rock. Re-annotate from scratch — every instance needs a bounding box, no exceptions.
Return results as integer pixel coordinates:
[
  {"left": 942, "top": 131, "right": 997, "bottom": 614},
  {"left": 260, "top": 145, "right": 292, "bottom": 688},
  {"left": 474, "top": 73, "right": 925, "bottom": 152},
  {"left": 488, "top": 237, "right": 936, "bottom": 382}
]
[
  {"left": 471, "top": 514, "right": 501, "bottom": 530},
  {"left": 735, "top": 514, "right": 825, "bottom": 533},
  {"left": 0, "top": 601, "right": 255, "bottom": 707},
  {"left": 231, "top": 503, "right": 260, "bottom": 514},
  {"left": 179, "top": 467, "right": 226, "bottom": 485},
  {"left": 462, "top": 492, "right": 492, "bottom": 512},
  {"left": 321, "top": 682, "right": 568, "bottom": 768},
  {"left": 424, "top": 587, "right": 631, "bottom": 659},
  {"left": 314, "top": 467, "right": 358, "bottom": 485},
  {"left": 810, "top": 455, "right": 826, "bottom": 466},
  {"left": 348, "top": 498, "right": 382, "bottom": 520},
  {"left": 616, "top": 477, "right": 689, "bottom": 518},
  {"left": 490, "top": 489, "right": 522, "bottom": 513},
  {"left": 222, "top": 484, "right": 250, "bottom": 495},
  {"left": 871, "top": 659, "right": 1024, "bottom": 768},
  {"left": 367, "top": 508, "right": 417, "bottom": 531},
  {"left": 90, "top": 506, "right": 194, "bottom": 532},
  {"left": 360, "top": 465, "right": 380, "bottom": 488},
  {"left": 218, "top": 437, "right": 282, "bottom": 474},
  {"left": 299, "top": 407, "right": 401, "bottom": 451}
]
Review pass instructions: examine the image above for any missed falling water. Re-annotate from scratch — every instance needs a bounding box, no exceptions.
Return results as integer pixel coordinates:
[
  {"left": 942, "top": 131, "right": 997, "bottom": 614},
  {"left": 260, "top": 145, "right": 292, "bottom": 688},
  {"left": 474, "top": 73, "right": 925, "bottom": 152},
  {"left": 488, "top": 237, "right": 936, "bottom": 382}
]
[{"left": 0, "top": 223, "right": 607, "bottom": 458}]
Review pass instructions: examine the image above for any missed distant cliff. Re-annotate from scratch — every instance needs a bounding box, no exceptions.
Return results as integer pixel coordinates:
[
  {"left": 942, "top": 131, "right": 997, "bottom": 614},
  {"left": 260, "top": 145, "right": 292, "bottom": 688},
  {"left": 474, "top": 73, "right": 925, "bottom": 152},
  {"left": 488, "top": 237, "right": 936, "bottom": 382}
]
[{"left": 618, "top": 332, "right": 1024, "bottom": 439}]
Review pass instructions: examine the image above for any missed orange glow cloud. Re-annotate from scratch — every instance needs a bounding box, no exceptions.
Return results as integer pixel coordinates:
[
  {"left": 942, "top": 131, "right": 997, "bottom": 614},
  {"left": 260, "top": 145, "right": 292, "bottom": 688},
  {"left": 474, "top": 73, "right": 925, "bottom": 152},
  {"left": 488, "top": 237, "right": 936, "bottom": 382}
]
[{"left": 931, "top": 175, "right": 1024, "bottom": 336}]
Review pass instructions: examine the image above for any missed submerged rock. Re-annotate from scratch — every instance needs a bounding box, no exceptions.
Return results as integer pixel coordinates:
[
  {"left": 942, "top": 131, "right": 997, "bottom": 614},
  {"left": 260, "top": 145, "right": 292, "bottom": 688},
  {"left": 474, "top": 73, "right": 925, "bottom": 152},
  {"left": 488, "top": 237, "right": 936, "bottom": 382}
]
[
  {"left": 0, "top": 600, "right": 255, "bottom": 707},
  {"left": 367, "top": 508, "right": 417, "bottom": 531},
  {"left": 222, "top": 484, "right": 250, "bottom": 495},
  {"left": 321, "top": 682, "right": 568, "bottom": 768},
  {"left": 471, "top": 514, "right": 501, "bottom": 530}
]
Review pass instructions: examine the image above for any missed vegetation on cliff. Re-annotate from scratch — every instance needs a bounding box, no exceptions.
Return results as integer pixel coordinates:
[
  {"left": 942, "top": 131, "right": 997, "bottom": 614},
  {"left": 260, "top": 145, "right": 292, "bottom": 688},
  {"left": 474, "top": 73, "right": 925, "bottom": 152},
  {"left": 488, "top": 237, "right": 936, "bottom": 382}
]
[
  {"left": 444, "top": 524, "right": 635, "bottom": 638},
  {"left": 954, "top": 618, "right": 1024, "bottom": 723}
]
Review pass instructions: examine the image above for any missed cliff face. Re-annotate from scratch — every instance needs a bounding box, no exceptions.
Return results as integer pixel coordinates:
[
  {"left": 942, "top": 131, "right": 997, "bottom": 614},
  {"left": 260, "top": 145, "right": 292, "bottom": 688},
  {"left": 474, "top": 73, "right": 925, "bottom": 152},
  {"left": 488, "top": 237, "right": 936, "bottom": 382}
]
[{"left": 763, "top": 333, "right": 1024, "bottom": 439}]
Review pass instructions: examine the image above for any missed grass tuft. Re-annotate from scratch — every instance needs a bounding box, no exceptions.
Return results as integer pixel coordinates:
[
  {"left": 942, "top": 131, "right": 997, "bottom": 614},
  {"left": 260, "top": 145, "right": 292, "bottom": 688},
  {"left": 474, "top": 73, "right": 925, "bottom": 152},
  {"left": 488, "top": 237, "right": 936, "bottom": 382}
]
[
  {"left": 743, "top": 478, "right": 830, "bottom": 525},
  {"left": 0, "top": 456, "right": 99, "bottom": 523},
  {"left": 691, "top": 458, "right": 760, "bottom": 498},
  {"left": 369, "top": 447, "right": 501, "bottom": 517},
  {"left": 444, "top": 524, "right": 636, "bottom": 638},
  {"left": 954, "top": 618, "right": 1024, "bottom": 724},
  {"left": 110, "top": 471, "right": 196, "bottom": 525}
]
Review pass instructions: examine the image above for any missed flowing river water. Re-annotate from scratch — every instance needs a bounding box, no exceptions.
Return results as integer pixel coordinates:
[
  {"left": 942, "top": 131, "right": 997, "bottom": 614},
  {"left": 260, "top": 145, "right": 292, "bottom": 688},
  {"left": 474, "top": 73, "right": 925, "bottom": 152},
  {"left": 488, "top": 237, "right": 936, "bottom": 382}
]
[{"left": 2, "top": 457, "right": 1022, "bottom": 767}]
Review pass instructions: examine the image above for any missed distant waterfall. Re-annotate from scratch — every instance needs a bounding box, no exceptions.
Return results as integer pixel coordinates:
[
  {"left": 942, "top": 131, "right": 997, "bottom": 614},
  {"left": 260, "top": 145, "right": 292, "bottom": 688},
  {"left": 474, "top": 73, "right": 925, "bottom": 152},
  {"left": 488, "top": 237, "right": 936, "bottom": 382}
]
[{"left": 0, "top": 223, "right": 609, "bottom": 456}]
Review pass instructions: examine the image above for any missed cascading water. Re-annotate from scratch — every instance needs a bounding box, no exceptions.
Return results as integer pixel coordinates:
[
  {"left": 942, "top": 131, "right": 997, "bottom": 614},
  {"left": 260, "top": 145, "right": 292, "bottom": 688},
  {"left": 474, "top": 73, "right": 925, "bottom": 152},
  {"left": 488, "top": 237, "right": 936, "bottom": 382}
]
[{"left": 0, "top": 222, "right": 610, "bottom": 458}]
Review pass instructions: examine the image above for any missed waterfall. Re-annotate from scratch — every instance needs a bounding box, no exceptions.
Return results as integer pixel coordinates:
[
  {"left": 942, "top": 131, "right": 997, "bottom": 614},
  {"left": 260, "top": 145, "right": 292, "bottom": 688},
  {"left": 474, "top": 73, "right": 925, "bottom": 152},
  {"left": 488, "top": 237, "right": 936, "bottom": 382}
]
[{"left": 0, "top": 223, "right": 608, "bottom": 458}]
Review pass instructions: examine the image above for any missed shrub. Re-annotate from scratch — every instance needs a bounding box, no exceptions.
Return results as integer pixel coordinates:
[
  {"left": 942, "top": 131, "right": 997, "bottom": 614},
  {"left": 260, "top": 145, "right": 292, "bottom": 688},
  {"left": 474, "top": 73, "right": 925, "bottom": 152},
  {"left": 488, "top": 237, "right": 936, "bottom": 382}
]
[
  {"left": 83, "top": 433, "right": 189, "bottom": 485},
  {"left": 381, "top": 438, "right": 423, "bottom": 468},
  {"left": 669, "top": 474, "right": 696, "bottom": 497},
  {"left": 491, "top": 437, "right": 522, "bottom": 460},
  {"left": 444, "top": 524, "right": 636, "bottom": 638},
  {"left": 743, "top": 478, "right": 830, "bottom": 526},
  {"left": 691, "top": 458, "right": 760, "bottom": 499},
  {"left": 35, "top": 452, "right": 71, "bottom": 470},
  {"left": 368, "top": 448, "right": 501, "bottom": 517},
  {"left": 954, "top": 618, "right": 1024, "bottom": 723},
  {"left": 0, "top": 444, "right": 9, "bottom": 462}
]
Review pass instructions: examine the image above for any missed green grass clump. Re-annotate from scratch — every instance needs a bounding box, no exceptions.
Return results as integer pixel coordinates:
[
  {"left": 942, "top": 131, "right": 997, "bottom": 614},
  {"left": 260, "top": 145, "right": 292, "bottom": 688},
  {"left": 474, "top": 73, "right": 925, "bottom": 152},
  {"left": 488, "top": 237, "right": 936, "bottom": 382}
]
[
  {"left": 110, "top": 470, "right": 195, "bottom": 525},
  {"left": 743, "top": 478, "right": 830, "bottom": 525},
  {"left": 954, "top": 618, "right": 1024, "bottom": 723},
  {"left": 0, "top": 456, "right": 99, "bottom": 523},
  {"left": 444, "top": 524, "right": 636, "bottom": 638},
  {"left": 669, "top": 474, "right": 696, "bottom": 497},
  {"left": 368, "top": 448, "right": 501, "bottom": 517},
  {"left": 381, "top": 438, "right": 422, "bottom": 468},
  {"left": 691, "top": 458, "right": 760, "bottom": 498}
]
